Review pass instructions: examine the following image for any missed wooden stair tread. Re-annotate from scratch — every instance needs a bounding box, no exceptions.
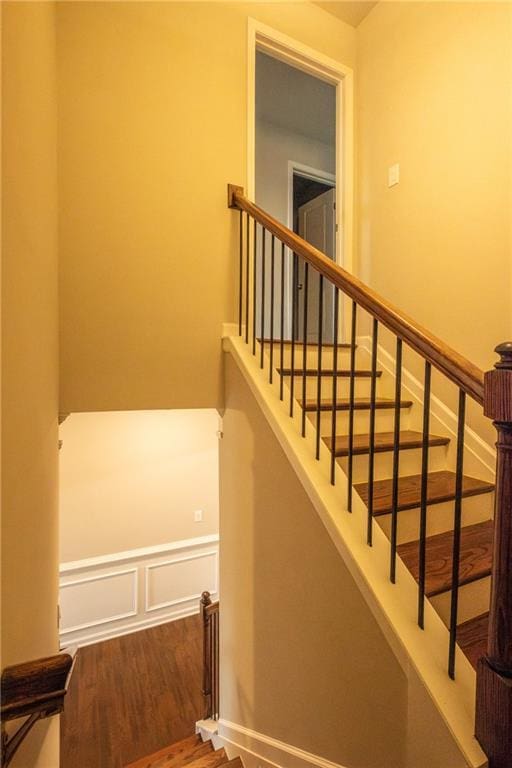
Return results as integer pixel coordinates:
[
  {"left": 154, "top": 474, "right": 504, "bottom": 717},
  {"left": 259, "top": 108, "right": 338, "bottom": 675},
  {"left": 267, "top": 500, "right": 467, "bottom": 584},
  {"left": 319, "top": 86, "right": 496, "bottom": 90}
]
[
  {"left": 354, "top": 470, "right": 494, "bottom": 516},
  {"left": 457, "top": 613, "right": 489, "bottom": 669},
  {"left": 178, "top": 749, "right": 228, "bottom": 768},
  {"left": 397, "top": 520, "right": 494, "bottom": 597},
  {"left": 222, "top": 760, "right": 243, "bottom": 768},
  {"left": 124, "top": 736, "right": 210, "bottom": 768},
  {"left": 324, "top": 430, "right": 450, "bottom": 457},
  {"left": 278, "top": 367, "right": 381, "bottom": 378}
]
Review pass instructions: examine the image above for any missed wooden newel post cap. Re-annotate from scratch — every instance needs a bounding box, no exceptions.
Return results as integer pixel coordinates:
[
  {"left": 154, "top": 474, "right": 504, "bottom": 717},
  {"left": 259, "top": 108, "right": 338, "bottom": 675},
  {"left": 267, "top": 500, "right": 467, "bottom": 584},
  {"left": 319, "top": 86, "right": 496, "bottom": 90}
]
[{"left": 484, "top": 342, "right": 512, "bottom": 421}]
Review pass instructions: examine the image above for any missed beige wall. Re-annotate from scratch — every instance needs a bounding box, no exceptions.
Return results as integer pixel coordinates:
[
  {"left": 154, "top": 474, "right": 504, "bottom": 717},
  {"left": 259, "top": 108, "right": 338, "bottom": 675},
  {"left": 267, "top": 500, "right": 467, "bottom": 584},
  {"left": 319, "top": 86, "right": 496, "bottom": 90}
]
[
  {"left": 1, "top": 3, "right": 60, "bottom": 766},
  {"left": 59, "top": 409, "right": 219, "bottom": 562},
  {"left": 57, "top": 1, "right": 355, "bottom": 414},
  {"left": 220, "top": 354, "right": 470, "bottom": 768},
  {"left": 356, "top": 1, "right": 512, "bottom": 375}
]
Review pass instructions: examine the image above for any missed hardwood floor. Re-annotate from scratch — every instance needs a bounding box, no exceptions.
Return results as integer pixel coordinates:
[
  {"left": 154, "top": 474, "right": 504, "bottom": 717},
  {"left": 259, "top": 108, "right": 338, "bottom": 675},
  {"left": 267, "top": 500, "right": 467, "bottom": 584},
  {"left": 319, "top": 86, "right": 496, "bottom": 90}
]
[{"left": 61, "top": 615, "right": 204, "bottom": 768}]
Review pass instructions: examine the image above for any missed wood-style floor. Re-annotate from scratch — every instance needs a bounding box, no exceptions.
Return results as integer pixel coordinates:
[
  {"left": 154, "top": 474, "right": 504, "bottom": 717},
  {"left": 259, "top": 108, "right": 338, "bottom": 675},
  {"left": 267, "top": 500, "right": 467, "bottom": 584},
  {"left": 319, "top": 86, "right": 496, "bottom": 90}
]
[{"left": 61, "top": 615, "right": 204, "bottom": 768}]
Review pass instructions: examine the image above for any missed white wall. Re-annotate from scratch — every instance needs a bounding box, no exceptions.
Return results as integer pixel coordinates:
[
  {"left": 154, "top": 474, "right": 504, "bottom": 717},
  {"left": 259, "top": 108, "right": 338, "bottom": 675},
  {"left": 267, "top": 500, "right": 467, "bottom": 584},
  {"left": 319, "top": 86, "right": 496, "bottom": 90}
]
[
  {"left": 256, "top": 118, "right": 335, "bottom": 227},
  {"left": 59, "top": 409, "right": 220, "bottom": 562}
]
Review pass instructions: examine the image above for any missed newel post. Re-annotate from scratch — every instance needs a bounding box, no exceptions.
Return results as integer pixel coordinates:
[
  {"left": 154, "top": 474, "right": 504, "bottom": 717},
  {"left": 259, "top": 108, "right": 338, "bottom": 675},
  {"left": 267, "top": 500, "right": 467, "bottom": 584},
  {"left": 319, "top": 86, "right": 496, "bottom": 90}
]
[{"left": 476, "top": 342, "right": 512, "bottom": 768}]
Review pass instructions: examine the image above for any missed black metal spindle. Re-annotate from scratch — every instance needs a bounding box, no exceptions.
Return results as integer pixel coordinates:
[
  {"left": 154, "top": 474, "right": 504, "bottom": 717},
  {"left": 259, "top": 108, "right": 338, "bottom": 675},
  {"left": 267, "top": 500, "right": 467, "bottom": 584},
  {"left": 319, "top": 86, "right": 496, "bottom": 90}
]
[
  {"left": 301, "top": 263, "right": 310, "bottom": 437},
  {"left": 417, "top": 361, "right": 432, "bottom": 628},
  {"left": 239, "top": 210, "right": 243, "bottom": 336},
  {"left": 315, "top": 275, "right": 324, "bottom": 460},
  {"left": 390, "top": 337, "right": 403, "bottom": 583},
  {"left": 269, "top": 235, "right": 275, "bottom": 383},
  {"left": 448, "top": 389, "right": 466, "bottom": 679},
  {"left": 260, "top": 229, "right": 266, "bottom": 369},
  {"left": 252, "top": 222, "right": 257, "bottom": 356},
  {"left": 279, "top": 242, "right": 285, "bottom": 401},
  {"left": 245, "top": 213, "right": 250, "bottom": 344},
  {"left": 367, "top": 318, "right": 379, "bottom": 545},
  {"left": 347, "top": 301, "right": 357, "bottom": 512},
  {"left": 330, "top": 288, "right": 340, "bottom": 485},
  {"left": 290, "top": 253, "right": 298, "bottom": 417}
]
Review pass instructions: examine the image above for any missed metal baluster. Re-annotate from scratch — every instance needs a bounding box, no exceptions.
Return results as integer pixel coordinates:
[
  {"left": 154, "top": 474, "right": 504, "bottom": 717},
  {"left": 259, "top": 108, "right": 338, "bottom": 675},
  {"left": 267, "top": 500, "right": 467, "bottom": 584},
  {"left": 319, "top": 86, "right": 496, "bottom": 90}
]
[
  {"left": 367, "top": 318, "right": 379, "bottom": 545},
  {"left": 290, "top": 253, "right": 298, "bottom": 417},
  {"left": 245, "top": 214, "right": 250, "bottom": 344},
  {"left": 330, "top": 288, "right": 340, "bottom": 485},
  {"left": 252, "top": 223, "right": 257, "bottom": 356},
  {"left": 269, "top": 235, "right": 275, "bottom": 383},
  {"left": 390, "top": 337, "right": 403, "bottom": 583},
  {"left": 301, "top": 263, "right": 309, "bottom": 437},
  {"left": 448, "top": 389, "right": 466, "bottom": 679},
  {"left": 418, "top": 361, "right": 432, "bottom": 628},
  {"left": 260, "top": 229, "right": 266, "bottom": 369},
  {"left": 316, "top": 275, "right": 324, "bottom": 460},
  {"left": 347, "top": 301, "right": 357, "bottom": 512},
  {"left": 239, "top": 210, "right": 243, "bottom": 336},
  {"left": 279, "top": 242, "right": 285, "bottom": 401}
]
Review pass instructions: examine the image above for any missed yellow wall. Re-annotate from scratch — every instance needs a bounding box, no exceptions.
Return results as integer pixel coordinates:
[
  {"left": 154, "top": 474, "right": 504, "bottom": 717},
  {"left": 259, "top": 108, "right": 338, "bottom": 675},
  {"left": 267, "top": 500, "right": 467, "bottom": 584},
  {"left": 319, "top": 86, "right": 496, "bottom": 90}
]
[
  {"left": 356, "top": 1, "right": 512, "bottom": 374},
  {"left": 1, "top": 3, "right": 60, "bottom": 765},
  {"left": 220, "top": 353, "right": 470, "bottom": 768},
  {"left": 59, "top": 409, "right": 219, "bottom": 561},
  {"left": 57, "top": 2, "right": 355, "bottom": 414}
]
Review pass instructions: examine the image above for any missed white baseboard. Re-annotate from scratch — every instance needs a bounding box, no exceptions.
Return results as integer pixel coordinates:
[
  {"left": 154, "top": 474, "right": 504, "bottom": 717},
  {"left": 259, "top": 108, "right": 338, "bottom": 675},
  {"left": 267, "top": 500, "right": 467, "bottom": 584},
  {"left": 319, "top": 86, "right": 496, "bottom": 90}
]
[
  {"left": 59, "top": 534, "right": 219, "bottom": 647},
  {"left": 212, "top": 720, "right": 349, "bottom": 768},
  {"left": 356, "top": 334, "right": 496, "bottom": 479}
]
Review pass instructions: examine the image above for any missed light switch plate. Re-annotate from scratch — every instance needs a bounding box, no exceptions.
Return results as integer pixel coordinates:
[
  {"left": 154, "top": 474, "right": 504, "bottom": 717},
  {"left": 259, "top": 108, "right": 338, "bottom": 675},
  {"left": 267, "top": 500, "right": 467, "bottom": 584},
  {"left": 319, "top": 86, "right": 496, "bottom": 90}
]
[
  {"left": 194, "top": 510, "right": 203, "bottom": 522},
  {"left": 388, "top": 163, "right": 400, "bottom": 187}
]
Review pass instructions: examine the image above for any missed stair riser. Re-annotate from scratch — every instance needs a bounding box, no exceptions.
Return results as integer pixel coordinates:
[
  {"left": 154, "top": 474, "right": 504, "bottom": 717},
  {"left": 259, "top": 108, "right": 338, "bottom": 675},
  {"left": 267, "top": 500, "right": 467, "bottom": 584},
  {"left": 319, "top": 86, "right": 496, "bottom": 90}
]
[
  {"left": 289, "top": 375, "right": 381, "bottom": 400},
  {"left": 311, "top": 407, "right": 411, "bottom": 435},
  {"left": 337, "top": 444, "right": 449, "bottom": 483},
  {"left": 266, "top": 346, "right": 354, "bottom": 368},
  {"left": 376, "top": 492, "right": 494, "bottom": 545},
  {"left": 431, "top": 575, "right": 491, "bottom": 627}
]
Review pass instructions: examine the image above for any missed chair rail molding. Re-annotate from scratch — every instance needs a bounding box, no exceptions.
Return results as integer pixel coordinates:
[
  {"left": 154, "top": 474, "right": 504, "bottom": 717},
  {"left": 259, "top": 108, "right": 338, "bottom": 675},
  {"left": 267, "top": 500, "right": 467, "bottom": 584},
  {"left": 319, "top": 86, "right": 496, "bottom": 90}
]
[{"left": 59, "top": 534, "right": 219, "bottom": 647}]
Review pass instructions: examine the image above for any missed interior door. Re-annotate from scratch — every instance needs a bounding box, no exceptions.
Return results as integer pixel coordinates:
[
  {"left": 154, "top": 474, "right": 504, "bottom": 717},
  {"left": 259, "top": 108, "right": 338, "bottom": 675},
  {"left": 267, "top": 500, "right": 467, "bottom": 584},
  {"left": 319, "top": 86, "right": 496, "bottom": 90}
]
[{"left": 297, "top": 187, "right": 336, "bottom": 343}]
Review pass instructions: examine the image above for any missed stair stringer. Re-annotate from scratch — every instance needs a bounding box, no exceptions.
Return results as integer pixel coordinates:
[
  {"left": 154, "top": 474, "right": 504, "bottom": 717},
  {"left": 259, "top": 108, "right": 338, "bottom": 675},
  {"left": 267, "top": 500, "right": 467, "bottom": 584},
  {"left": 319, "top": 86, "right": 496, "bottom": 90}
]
[{"left": 223, "top": 334, "right": 487, "bottom": 768}]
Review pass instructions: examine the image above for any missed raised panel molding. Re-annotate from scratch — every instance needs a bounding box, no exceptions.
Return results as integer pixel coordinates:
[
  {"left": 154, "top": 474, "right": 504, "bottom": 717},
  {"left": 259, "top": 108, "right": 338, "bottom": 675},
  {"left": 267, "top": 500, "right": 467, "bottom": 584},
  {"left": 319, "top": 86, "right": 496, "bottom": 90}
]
[{"left": 59, "top": 535, "right": 219, "bottom": 647}]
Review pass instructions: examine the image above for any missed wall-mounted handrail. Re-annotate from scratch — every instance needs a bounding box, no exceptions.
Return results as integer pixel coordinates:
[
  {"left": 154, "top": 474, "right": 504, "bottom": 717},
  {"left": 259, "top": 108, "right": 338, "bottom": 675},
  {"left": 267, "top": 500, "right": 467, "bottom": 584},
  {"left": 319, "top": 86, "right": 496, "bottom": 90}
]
[
  {"left": 228, "top": 185, "right": 485, "bottom": 405},
  {"left": 1, "top": 647, "right": 77, "bottom": 767}
]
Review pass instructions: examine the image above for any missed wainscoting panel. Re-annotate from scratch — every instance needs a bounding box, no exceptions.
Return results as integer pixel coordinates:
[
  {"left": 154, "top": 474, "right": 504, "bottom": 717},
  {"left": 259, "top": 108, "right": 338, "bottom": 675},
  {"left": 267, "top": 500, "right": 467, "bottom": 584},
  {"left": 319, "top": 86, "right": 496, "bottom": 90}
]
[{"left": 59, "top": 534, "right": 219, "bottom": 647}]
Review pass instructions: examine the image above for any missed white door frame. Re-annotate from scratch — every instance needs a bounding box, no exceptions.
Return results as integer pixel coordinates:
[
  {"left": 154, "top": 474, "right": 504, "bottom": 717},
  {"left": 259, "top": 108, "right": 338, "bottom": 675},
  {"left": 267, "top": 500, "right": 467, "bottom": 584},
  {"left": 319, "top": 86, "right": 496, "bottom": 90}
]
[{"left": 247, "top": 18, "right": 354, "bottom": 276}]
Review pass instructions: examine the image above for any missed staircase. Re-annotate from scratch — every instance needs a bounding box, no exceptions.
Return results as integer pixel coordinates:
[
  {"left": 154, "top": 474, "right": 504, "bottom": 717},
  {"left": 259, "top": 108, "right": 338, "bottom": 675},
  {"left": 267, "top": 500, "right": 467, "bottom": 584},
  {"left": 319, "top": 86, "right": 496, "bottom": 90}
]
[
  {"left": 125, "top": 735, "right": 241, "bottom": 768},
  {"left": 227, "top": 184, "right": 512, "bottom": 768}
]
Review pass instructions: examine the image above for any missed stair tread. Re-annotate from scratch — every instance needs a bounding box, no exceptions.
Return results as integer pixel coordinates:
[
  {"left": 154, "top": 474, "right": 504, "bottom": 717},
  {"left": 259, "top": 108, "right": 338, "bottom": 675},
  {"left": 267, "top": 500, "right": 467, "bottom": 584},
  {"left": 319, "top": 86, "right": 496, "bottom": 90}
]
[
  {"left": 298, "top": 396, "right": 413, "bottom": 412},
  {"left": 457, "top": 612, "right": 489, "bottom": 669},
  {"left": 397, "top": 520, "right": 494, "bottom": 597},
  {"left": 324, "top": 430, "right": 450, "bottom": 457},
  {"left": 354, "top": 470, "right": 494, "bottom": 516},
  {"left": 124, "top": 736, "right": 210, "bottom": 768},
  {"left": 179, "top": 749, "right": 227, "bottom": 768},
  {"left": 279, "top": 367, "right": 381, "bottom": 377},
  {"left": 222, "top": 760, "right": 243, "bottom": 768}
]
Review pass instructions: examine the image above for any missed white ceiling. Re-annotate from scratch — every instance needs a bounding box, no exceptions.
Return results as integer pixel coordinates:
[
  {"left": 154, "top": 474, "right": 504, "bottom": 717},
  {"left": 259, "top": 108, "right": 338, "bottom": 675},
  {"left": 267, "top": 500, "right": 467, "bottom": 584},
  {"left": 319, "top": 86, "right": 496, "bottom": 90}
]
[
  {"left": 314, "top": 2, "right": 378, "bottom": 27},
  {"left": 256, "top": 52, "right": 336, "bottom": 146}
]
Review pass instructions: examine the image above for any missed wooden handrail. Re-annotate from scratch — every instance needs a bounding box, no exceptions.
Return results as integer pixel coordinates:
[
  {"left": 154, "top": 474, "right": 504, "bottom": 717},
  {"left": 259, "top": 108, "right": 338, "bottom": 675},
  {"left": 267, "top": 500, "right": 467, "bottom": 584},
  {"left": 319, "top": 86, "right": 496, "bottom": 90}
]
[
  {"left": 228, "top": 184, "right": 485, "bottom": 405},
  {"left": 1, "top": 647, "right": 77, "bottom": 767}
]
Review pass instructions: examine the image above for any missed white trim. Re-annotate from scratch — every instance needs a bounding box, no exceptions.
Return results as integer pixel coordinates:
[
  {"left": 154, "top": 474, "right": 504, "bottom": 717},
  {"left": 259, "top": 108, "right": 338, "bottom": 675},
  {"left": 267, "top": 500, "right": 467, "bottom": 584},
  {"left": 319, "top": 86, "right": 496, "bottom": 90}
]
[
  {"left": 59, "top": 568, "right": 138, "bottom": 635},
  {"left": 67, "top": 604, "right": 201, "bottom": 649},
  {"left": 60, "top": 533, "right": 220, "bottom": 574},
  {"left": 59, "top": 535, "right": 219, "bottom": 647},
  {"left": 247, "top": 18, "right": 354, "bottom": 276},
  {"left": 216, "top": 720, "right": 349, "bottom": 768},
  {"left": 356, "top": 335, "right": 496, "bottom": 478},
  {"left": 144, "top": 550, "right": 219, "bottom": 612}
]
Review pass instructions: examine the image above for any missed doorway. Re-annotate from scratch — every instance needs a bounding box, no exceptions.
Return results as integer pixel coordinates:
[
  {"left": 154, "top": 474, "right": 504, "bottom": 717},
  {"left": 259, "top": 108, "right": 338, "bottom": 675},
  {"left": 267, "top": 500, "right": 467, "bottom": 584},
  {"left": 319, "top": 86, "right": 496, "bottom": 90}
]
[{"left": 250, "top": 20, "right": 354, "bottom": 342}]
